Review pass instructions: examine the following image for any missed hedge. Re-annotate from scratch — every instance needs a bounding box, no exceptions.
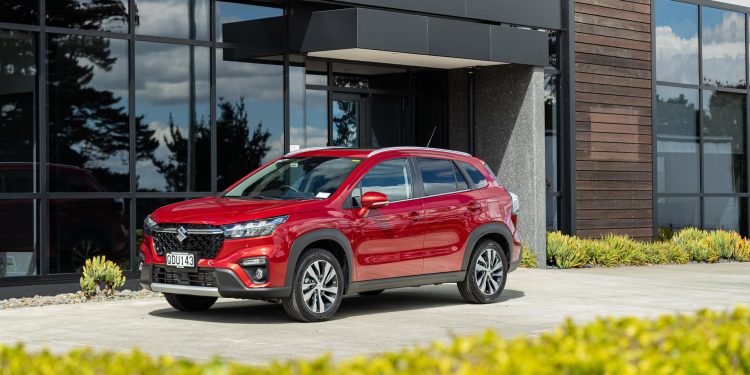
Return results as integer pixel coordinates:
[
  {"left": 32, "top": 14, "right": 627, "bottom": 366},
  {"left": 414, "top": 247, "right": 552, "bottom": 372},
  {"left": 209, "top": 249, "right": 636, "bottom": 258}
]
[
  {"left": 547, "top": 228, "right": 750, "bottom": 269},
  {"left": 2, "top": 307, "right": 749, "bottom": 374}
]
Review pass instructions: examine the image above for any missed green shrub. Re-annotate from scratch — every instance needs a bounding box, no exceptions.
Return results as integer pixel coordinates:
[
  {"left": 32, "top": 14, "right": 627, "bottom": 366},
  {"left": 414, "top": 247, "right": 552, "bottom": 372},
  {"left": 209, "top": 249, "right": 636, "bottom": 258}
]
[
  {"left": 600, "top": 234, "right": 645, "bottom": 266},
  {"left": 705, "top": 230, "right": 741, "bottom": 260},
  {"left": 736, "top": 240, "right": 750, "bottom": 262},
  {"left": 670, "top": 227, "right": 709, "bottom": 246},
  {"left": 1, "top": 307, "right": 749, "bottom": 374},
  {"left": 555, "top": 241, "right": 588, "bottom": 269},
  {"left": 664, "top": 242, "right": 691, "bottom": 264},
  {"left": 580, "top": 239, "right": 617, "bottom": 267},
  {"left": 545, "top": 231, "right": 569, "bottom": 265},
  {"left": 80, "top": 256, "right": 126, "bottom": 298},
  {"left": 520, "top": 244, "right": 537, "bottom": 268},
  {"left": 640, "top": 242, "right": 670, "bottom": 265}
]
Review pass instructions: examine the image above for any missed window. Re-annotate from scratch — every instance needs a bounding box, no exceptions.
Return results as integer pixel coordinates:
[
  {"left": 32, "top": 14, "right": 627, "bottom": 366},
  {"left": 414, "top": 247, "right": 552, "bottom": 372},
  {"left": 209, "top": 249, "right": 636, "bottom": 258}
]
[
  {"left": 453, "top": 163, "right": 469, "bottom": 190},
  {"left": 46, "top": 0, "right": 128, "bottom": 33},
  {"left": 457, "top": 162, "right": 488, "bottom": 189},
  {"left": 657, "top": 197, "right": 700, "bottom": 239},
  {"left": 417, "top": 158, "right": 462, "bottom": 196},
  {"left": 352, "top": 158, "right": 412, "bottom": 205},
  {"left": 0, "top": 199, "right": 38, "bottom": 277},
  {"left": 134, "top": 0, "right": 210, "bottom": 40},
  {"left": 702, "top": 90, "right": 746, "bottom": 194},
  {"left": 290, "top": 64, "right": 328, "bottom": 149},
  {"left": 216, "top": 2, "right": 283, "bottom": 45},
  {"left": 655, "top": 0, "right": 699, "bottom": 84},
  {"left": 0, "top": 2, "right": 38, "bottom": 24},
  {"left": 655, "top": 86, "right": 700, "bottom": 193},
  {"left": 702, "top": 7, "right": 746, "bottom": 88}
]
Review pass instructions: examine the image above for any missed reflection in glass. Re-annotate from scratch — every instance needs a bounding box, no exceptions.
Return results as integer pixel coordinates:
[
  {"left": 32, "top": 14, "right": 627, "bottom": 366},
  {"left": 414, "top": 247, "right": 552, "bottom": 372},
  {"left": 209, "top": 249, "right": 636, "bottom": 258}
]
[
  {"left": 655, "top": 0, "right": 698, "bottom": 84},
  {"left": 0, "top": 200, "right": 38, "bottom": 277},
  {"left": 306, "top": 60, "right": 328, "bottom": 86},
  {"left": 0, "top": 30, "right": 37, "bottom": 193},
  {"left": 47, "top": 0, "right": 128, "bottom": 33},
  {"left": 136, "top": 198, "right": 181, "bottom": 248},
  {"left": 0, "top": 1, "right": 38, "bottom": 24},
  {"left": 48, "top": 34, "right": 130, "bottom": 192},
  {"left": 216, "top": 49, "right": 283, "bottom": 190},
  {"left": 655, "top": 86, "right": 700, "bottom": 193},
  {"left": 702, "top": 90, "right": 746, "bottom": 193},
  {"left": 657, "top": 196, "right": 700, "bottom": 239},
  {"left": 216, "top": 1, "right": 283, "bottom": 44},
  {"left": 704, "top": 197, "right": 748, "bottom": 235},
  {"left": 290, "top": 65, "right": 328, "bottom": 148},
  {"left": 135, "top": 41, "right": 210, "bottom": 192},
  {"left": 49, "top": 198, "right": 129, "bottom": 274},
  {"left": 358, "top": 159, "right": 413, "bottom": 202},
  {"left": 546, "top": 195, "right": 559, "bottom": 231},
  {"left": 332, "top": 100, "right": 359, "bottom": 147},
  {"left": 134, "top": 0, "right": 209, "bottom": 40},
  {"left": 702, "top": 7, "right": 746, "bottom": 88},
  {"left": 370, "top": 95, "right": 404, "bottom": 148},
  {"left": 333, "top": 63, "right": 408, "bottom": 91},
  {"left": 545, "top": 72, "right": 559, "bottom": 193}
]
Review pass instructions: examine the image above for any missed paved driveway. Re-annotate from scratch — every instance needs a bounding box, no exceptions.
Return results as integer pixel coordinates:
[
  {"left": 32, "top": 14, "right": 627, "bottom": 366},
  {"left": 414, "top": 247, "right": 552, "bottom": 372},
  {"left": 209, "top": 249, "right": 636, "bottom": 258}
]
[{"left": 1, "top": 263, "right": 749, "bottom": 364}]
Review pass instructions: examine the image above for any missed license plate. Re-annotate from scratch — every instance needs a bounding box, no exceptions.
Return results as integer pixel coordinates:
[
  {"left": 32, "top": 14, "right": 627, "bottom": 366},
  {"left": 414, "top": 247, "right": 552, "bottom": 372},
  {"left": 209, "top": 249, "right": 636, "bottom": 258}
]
[{"left": 165, "top": 252, "right": 197, "bottom": 271}]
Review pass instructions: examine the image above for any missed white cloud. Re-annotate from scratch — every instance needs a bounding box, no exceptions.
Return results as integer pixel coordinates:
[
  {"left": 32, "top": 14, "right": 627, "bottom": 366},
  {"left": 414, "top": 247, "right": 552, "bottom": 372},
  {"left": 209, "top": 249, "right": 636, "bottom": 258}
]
[
  {"left": 655, "top": 25, "right": 699, "bottom": 84},
  {"left": 135, "top": 0, "right": 210, "bottom": 40}
]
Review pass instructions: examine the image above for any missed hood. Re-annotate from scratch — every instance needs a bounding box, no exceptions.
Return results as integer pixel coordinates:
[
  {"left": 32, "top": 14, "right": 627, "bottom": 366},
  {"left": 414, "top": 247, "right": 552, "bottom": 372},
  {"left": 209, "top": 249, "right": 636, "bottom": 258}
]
[{"left": 151, "top": 197, "right": 321, "bottom": 225}]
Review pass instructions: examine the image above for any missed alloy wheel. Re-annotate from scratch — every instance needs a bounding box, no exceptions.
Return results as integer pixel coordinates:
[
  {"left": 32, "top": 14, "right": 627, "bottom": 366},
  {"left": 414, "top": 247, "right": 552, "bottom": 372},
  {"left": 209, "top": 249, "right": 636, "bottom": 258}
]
[
  {"left": 474, "top": 247, "right": 504, "bottom": 295},
  {"left": 302, "top": 260, "right": 339, "bottom": 313}
]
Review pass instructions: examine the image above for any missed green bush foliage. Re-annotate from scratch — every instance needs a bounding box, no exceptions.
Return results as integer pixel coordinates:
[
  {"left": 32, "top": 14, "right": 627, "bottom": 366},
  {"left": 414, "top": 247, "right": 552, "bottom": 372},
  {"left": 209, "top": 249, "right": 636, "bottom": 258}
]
[
  {"left": 80, "top": 256, "right": 126, "bottom": 298},
  {"left": 520, "top": 244, "right": 537, "bottom": 268},
  {"left": 1, "top": 307, "right": 749, "bottom": 374},
  {"left": 546, "top": 228, "right": 749, "bottom": 268}
]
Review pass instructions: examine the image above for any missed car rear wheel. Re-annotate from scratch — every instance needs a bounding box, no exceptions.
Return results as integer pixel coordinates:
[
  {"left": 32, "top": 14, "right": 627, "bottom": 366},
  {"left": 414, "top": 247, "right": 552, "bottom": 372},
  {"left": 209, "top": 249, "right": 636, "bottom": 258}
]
[
  {"left": 282, "top": 249, "right": 344, "bottom": 322},
  {"left": 164, "top": 293, "right": 217, "bottom": 312},
  {"left": 457, "top": 239, "right": 508, "bottom": 304}
]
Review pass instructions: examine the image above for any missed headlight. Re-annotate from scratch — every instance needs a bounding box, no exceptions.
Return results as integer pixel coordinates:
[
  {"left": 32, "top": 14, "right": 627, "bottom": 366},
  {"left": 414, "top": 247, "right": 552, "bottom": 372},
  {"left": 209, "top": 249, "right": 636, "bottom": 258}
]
[
  {"left": 508, "top": 191, "right": 520, "bottom": 215},
  {"left": 144, "top": 215, "right": 158, "bottom": 237},
  {"left": 222, "top": 216, "right": 288, "bottom": 239}
]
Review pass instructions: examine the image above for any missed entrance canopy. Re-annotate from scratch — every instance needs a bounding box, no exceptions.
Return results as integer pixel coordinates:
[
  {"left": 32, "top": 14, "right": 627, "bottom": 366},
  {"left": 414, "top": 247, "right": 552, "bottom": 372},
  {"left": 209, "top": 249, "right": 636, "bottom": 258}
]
[{"left": 289, "top": 8, "right": 549, "bottom": 69}]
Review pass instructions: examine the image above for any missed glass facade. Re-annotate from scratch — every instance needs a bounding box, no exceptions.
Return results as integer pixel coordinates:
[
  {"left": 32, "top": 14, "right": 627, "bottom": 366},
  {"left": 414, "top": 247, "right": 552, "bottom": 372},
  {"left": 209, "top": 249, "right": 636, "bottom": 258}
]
[
  {"left": 545, "top": 33, "right": 564, "bottom": 232},
  {"left": 655, "top": 0, "right": 750, "bottom": 237}
]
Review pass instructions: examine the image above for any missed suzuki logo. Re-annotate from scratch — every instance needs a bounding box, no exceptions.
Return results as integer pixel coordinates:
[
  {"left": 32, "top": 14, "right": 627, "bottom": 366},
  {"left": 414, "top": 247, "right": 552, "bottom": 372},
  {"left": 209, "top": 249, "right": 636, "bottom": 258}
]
[{"left": 176, "top": 226, "right": 188, "bottom": 242}]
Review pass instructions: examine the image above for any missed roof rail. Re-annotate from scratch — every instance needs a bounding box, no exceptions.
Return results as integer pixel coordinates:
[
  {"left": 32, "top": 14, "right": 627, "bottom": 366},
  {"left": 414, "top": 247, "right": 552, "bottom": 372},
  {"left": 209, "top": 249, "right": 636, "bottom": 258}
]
[
  {"left": 367, "top": 147, "right": 471, "bottom": 158},
  {"left": 284, "top": 146, "right": 345, "bottom": 157}
]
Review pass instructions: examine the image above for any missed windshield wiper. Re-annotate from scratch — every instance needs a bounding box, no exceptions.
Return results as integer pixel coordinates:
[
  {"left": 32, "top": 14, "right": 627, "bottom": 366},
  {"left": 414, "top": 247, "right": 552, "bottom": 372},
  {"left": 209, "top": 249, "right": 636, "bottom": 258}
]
[{"left": 239, "top": 195, "right": 282, "bottom": 200}]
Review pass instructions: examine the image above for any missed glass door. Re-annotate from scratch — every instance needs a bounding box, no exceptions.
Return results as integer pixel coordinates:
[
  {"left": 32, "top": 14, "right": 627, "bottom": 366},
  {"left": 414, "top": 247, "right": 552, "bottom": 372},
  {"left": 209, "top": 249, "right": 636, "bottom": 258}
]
[{"left": 331, "top": 93, "right": 363, "bottom": 147}]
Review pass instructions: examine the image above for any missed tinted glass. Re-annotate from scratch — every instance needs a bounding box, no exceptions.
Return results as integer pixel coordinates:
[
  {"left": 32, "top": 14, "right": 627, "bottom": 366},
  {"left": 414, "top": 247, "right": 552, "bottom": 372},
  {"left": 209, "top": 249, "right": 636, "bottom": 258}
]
[
  {"left": 134, "top": 0, "right": 209, "bottom": 40},
  {"left": 702, "top": 90, "right": 746, "bottom": 193},
  {"left": 135, "top": 41, "right": 210, "bottom": 192},
  {"left": 0, "top": 30, "right": 37, "bottom": 193},
  {"left": 290, "top": 66, "right": 328, "bottom": 149},
  {"left": 306, "top": 60, "right": 327, "bottom": 85},
  {"left": 0, "top": 1, "right": 38, "bottom": 24},
  {"left": 355, "top": 158, "right": 412, "bottom": 204},
  {"left": 655, "top": 0, "right": 699, "bottom": 84},
  {"left": 458, "top": 162, "right": 488, "bottom": 189},
  {"left": 332, "top": 99, "right": 359, "bottom": 147},
  {"left": 47, "top": 0, "right": 128, "bottom": 33},
  {"left": 655, "top": 86, "right": 700, "bottom": 193},
  {"left": 136, "top": 198, "right": 181, "bottom": 248},
  {"left": 49, "top": 198, "right": 130, "bottom": 274},
  {"left": 453, "top": 163, "right": 469, "bottom": 190},
  {"left": 546, "top": 195, "right": 559, "bottom": 231},
  {"left": 545, "top": 72, "right": 559, "bottom": 192},
  {"left": 418, "top": 158, "right": 460, "bottom": 196},
  {"left": 216, "top": 2, "right": 283, "bottom": 45},
  {"left": 48, "top": 35, "right": 129, "bottom": 192},
  {"left": 216, "top": 49, "right": 284, "bottom": 190},
  {"left": 225, "top": 157, "right": 360, "bottom": 200},
  {"left": 370, "top": 95, "right": 404, "bottom": 148},
  {"left": 333, "top": 63, "right": 408, "bottom": 91},
  {"left": 704, "top": 197, "right": 748, "bottom": 235},
  {"left": 702, "top": 7, "right": 746, "bottom": 88},
  {"left": 657, "top": 197, "right": 700, "bottom": 239},
  {"left": 0, "top": 199, "right": 38, "bottom": 277}
]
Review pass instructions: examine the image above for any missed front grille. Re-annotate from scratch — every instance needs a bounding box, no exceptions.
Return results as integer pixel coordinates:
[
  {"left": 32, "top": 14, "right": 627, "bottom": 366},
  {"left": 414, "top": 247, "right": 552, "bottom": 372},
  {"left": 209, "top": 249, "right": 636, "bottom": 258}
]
[
  {"left": 152, "top": 266, "right": 217, "bottom": 287},
  {"left": 153, "top": 223, "right": 224, "bottom": 259}
]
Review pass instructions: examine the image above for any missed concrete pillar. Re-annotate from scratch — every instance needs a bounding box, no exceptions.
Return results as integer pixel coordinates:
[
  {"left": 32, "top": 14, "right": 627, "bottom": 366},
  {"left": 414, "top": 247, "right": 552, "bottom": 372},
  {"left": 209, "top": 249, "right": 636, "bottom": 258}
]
[{"left": 472, "top": 64, "right": 547, "bottom": 266}]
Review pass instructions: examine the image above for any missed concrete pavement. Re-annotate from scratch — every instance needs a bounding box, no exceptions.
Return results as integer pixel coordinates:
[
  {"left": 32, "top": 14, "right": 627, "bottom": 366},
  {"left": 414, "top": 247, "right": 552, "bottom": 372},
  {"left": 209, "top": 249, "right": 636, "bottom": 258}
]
[{"left": 1, "top": 263, "right": 748, "bottom": 364}]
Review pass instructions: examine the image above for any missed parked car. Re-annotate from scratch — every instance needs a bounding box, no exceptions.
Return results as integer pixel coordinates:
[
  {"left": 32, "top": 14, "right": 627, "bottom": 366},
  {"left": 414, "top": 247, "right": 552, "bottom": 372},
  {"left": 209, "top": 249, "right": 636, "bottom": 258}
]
[{"left": 140, "top": 147, "right": 521, "bottom": 322}]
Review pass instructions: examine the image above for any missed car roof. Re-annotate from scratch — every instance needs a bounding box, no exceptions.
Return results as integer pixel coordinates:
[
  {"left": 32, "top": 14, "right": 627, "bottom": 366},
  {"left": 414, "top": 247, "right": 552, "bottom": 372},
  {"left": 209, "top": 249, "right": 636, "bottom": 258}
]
[{"left": 284, "top": 147, "right": 473, "bottom": 160}]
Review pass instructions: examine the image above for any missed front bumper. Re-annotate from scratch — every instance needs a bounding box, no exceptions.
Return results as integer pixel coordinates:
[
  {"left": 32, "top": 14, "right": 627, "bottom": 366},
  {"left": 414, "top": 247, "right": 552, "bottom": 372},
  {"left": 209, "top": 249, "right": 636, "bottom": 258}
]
[{"left": 140, "top": 264, "right": 291, "bottom": 299}]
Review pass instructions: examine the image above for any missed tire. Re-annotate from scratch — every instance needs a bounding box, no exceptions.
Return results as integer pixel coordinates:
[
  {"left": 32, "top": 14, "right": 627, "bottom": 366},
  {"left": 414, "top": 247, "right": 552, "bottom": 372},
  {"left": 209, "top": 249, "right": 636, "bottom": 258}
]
[
  {"left": 457, "top": 239, "right": 508, "bottom": 304},
  {"left": 164, "top": 293, "right": 217, "bottom": 312},
  {"left": 282, "top": 249, "right": 344, "bottom": 322},
  {"left": 358, "top": 289, "right": 384, "bottom": 296}
]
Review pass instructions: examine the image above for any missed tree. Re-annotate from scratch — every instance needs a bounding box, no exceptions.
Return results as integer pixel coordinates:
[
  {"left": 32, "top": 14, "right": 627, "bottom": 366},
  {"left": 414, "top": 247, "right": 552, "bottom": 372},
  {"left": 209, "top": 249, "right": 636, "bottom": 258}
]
[{"left": 216, "top": 97, "right": 271, "bottom": 189}]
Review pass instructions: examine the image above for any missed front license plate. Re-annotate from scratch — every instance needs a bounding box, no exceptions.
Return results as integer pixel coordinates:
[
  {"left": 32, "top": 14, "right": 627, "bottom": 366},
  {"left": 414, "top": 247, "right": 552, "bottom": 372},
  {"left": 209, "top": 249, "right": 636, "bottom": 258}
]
[{"left": 165, "top": 252, "right": 197, "bottom": 271}]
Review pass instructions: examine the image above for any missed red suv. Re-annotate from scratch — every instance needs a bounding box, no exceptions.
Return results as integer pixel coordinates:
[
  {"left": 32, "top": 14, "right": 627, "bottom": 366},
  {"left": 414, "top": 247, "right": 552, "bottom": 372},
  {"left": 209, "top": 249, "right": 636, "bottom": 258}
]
[{"left": 140, "top": 147, "right": 521, "bottom": 322}]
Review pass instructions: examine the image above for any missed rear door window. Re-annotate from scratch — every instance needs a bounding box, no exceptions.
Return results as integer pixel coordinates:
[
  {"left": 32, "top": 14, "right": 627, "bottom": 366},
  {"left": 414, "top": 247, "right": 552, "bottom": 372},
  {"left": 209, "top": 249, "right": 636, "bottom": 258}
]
[
  {"left": 416, "top": 158, "right": 464, "bottom": 196},
  {"left": 457, "top": 161, "right": 488, "bottom": 189}
]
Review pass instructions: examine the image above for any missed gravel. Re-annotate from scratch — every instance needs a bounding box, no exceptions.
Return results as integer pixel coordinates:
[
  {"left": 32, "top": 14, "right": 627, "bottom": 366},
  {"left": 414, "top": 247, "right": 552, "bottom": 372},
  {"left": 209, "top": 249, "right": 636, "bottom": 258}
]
[{"left": 0, "top": 289, "right": 162, "bottom": 310}]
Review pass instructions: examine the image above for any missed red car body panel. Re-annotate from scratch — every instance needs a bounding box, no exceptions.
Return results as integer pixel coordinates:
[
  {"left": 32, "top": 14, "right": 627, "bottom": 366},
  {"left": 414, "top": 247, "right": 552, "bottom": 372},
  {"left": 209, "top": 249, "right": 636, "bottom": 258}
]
[{"left": 140, "top": 148, "right": 521, "bottom": 292}]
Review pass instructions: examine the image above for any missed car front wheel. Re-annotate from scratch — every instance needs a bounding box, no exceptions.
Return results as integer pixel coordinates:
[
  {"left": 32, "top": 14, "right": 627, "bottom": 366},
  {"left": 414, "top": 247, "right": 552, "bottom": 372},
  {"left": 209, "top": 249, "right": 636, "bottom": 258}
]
[
  {"left": 282, "top": 249, "right": 344, "bottom": 322},
  {"left": 457, "top": 239, "right": 508, "bottom": 304}
]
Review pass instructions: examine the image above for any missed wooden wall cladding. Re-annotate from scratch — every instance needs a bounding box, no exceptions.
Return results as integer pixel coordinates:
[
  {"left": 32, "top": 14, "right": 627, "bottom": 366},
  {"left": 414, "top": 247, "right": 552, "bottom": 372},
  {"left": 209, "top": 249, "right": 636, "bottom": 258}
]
[{"left": 574, "top": 0, "right": 653, "bottom": 240}]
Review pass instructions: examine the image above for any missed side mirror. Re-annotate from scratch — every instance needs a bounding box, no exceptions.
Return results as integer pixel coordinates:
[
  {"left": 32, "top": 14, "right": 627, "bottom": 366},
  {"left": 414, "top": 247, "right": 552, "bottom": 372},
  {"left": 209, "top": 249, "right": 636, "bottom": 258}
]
[{"left": 359, "top": 191, "right": 389, "bottom": 216}]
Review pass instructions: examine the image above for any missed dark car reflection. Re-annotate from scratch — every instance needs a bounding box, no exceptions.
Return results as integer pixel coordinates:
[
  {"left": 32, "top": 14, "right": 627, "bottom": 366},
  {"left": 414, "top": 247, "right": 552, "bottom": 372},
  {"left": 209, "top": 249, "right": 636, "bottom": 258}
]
[{"left": 0, "top": 163, "right": 129, "bottom": 276}]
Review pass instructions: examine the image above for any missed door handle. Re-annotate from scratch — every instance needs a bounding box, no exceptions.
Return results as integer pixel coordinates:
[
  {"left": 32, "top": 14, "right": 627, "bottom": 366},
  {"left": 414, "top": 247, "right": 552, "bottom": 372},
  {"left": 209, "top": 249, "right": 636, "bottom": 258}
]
[{"left": 408, "top": 211, "right": 423, "bottom": 222}]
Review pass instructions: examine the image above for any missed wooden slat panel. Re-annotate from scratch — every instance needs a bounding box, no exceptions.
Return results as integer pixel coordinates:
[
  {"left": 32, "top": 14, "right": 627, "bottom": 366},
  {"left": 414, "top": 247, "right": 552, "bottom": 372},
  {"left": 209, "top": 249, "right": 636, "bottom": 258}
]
[
  {"left": 577, "top": 112, "right": 651, "bottom": 125},
  {"left": 577, "top": 190, "right": 653, "bottom": 200},
  {"left": 575, "top": 3, "right": 651, "bottom": 23},
  {"left": 577, "top": 92, "right": 651, "bottom": 107},
  {"left": 577, "top": 218, "right": 653, "bottom": 229},
  {"left": 575, "top": 13, "right": 650, "bottom": 33},
  {"left": 577, "top": 228, "right": 653, "bottom": 238},
  {"left": 576, "top": 0, "right": 650, "bottom": 14},
  {"left": 577, "top": 209, "right": 653, "bottom": 220},
  {"left": 576, "top": 33, "right": 651, "bottom": 51},
  {"left": 578, "top": 180, "right": 652, "bottom": 191},
  {"left": 576, "top": 151, "right": 652, "bottom": 163},
  {"left": 577, "top": 131, "right": 652, "bottom": 143},
  {"left": 575, "top": 43, "right": 651, "bottom": 61},
  {"left": 577, "top": 141, "right": 652, "bottom": 153},
  {"left": 577, "top": 199, "right": 652, "bottom": 210},
  {"left": 576, "top": 63, "right": 651, "bottom": 79},
  {"left": 575, "top": 23, "right": 650, "bottom": 42},
  {"left": 577, "top": 82, "right": 651, "bottom": 98},
  {"left": 576, "top": 102, "right": 652, "bottom": 116},
  {"left": 576, "top": 53, "right": 651, "bottom": 71},
  {"left": 576, "top": 161, "right": 652, "bottom": 172},
  {"left": 577, "top": 170, "right": 652, "bottom": 181}
]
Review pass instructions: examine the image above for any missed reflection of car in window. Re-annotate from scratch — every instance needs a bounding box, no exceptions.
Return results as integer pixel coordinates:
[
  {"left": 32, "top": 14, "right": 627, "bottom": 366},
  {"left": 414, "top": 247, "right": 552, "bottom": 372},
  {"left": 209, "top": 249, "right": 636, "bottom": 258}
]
[
  {"left": 140, "top": 147, "right": 521, "bottom": 322},
  {"left": 0, "top": 163, "right": 128, "bottom": 276}
]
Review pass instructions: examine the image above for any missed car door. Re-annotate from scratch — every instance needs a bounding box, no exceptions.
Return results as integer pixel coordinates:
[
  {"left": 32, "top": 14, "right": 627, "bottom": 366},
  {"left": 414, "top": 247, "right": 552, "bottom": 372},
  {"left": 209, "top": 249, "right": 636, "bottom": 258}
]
[
  {"left": 349, "top": 158, "right": 425, "bottom": 281},
  {"left": 416, "top": 158, "right": 480, "bottom": 274}
]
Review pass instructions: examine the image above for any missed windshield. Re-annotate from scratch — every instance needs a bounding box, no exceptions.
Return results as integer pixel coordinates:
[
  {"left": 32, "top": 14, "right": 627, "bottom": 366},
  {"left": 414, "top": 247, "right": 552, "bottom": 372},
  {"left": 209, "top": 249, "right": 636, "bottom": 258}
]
[{"left": 224, "top": 157, "right": 362, "bottom": 200}]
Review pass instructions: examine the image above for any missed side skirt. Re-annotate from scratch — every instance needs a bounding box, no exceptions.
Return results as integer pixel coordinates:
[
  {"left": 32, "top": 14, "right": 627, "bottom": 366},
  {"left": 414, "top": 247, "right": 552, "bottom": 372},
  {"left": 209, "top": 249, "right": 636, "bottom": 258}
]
[{"left": 346, "top": 271, "right": 466, "bottom": 295}]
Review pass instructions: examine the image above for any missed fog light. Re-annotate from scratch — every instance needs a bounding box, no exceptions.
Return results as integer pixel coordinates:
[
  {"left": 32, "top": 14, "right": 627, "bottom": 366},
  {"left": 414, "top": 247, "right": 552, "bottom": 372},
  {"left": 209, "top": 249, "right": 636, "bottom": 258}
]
[
  {"left": 254, "top": 268, "right": 266, "bottom": 280},
  {"left": 239, "top": 256, "right": 267, "bottom": 267}
]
